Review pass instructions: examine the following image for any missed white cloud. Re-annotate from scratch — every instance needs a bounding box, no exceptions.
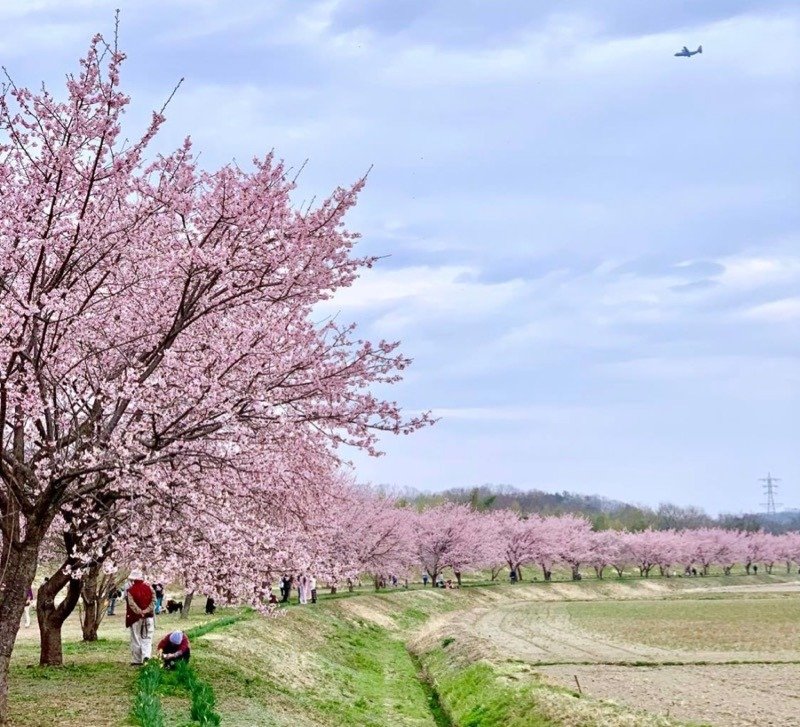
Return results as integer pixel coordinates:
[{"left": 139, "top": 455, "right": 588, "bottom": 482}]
[
  {"left": 717, "top": 254, "right": 800, "bottom": 290},
  {"left": 744, "top": 297, "right": 800, "bottom": 322},
  {"left": 322, "top": 265, "right": 525, "bottom": 317}
]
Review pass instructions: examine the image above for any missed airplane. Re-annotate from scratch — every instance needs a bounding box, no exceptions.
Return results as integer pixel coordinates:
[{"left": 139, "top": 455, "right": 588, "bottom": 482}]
[{"left": 674, "top": 45, "right": 702, "bottom": 57}]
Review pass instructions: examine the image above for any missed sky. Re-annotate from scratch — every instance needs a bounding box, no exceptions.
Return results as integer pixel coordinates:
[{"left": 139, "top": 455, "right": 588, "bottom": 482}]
[{"left": 3, "top": 1, "right": 798, "bottom": 513}]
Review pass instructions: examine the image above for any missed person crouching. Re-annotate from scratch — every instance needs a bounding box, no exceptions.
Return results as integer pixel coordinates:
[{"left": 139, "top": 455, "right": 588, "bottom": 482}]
[{"left": 158, "top": 630, "right": 191, "bottom": 669}]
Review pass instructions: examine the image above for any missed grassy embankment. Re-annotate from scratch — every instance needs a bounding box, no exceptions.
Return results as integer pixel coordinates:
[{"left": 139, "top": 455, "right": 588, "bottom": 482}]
[{"left": 9, "top": 572, "right": 796, "bottom": 726}]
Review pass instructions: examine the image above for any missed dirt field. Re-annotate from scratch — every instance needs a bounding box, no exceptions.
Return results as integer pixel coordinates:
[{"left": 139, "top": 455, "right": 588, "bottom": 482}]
[{"left": 440, "top": 582, "right": 800, "bottom": 727}]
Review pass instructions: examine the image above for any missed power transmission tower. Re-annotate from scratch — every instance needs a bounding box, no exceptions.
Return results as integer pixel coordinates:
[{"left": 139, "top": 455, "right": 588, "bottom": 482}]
[{"left": 759, "top": 473, "right": 782, "bottom": 515}]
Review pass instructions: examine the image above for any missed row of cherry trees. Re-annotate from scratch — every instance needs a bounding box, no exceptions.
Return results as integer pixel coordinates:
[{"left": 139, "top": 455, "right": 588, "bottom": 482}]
[
  {"left": 117, "top": 499, "right": 799, "bottom": 600},
  {"left": 0, "top": 31, "right": 794, "bottom": 727},
  {"left": 403, "top": 506, "right": 800, "bottom": 584}
]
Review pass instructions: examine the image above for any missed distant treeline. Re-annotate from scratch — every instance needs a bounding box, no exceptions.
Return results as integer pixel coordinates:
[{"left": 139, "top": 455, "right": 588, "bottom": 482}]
[{"left": 389, "top": 484, "right": 800, "bottom": 534}]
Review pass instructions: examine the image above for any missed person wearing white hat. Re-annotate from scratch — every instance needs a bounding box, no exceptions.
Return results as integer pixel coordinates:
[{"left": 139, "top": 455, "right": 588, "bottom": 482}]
[
  {"left": 125, "top": 568, "right": 156, "bottom": 666},
  {"left": 157, "top": 630, "right": 191, "bottom": 669}
]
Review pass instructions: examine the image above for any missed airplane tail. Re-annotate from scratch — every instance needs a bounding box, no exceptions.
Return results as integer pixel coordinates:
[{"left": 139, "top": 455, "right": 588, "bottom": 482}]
[{"left": 697, "top": 45, "right": 703, "bottom": 54}]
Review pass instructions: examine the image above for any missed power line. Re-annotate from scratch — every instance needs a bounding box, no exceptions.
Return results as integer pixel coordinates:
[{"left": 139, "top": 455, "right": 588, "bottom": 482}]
[{"left": 759, "top": 472, "right": 782, "bottom": 515}]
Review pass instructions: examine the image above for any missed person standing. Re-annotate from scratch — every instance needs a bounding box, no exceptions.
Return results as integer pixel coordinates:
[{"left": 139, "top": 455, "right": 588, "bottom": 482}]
[
  {"left": 22, "top": 586, "right": 33, "bottom": 628},
  {"left": 125, "top": 569, "right": 156, "bottom": 666},
  {"left": 297, "top": 574, "right": 307, "bottom": 605},
  {"left": 310, "top": 575, "right": 317, "bottom": 604},
  {"left": 154, "top": 582, "right": 165, "bottom": 614},
  {"left": 107, "top": 585, "right": 122, "bottom": 616}
]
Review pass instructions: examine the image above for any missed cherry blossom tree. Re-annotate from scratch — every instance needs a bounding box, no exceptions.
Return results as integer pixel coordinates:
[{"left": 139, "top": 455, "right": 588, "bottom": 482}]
[
  {"left": 412, "top": 503, "right": 490, "bottom": 582},
  {"left": 609, "top": 532, "right": 634, "bottom": 578},
  {"left": 551, "top": 515, "right": 594, "bottom": 581},
  {"left": 586, "top": 529, "right": 624, "bottom": 579},
  {"left": 528, "top": 516, "right": 562, "bottom": 582},
  {"left": 777, "top": 532, "right": 800, "bottom": 575},
  {"left": 304, "top": 484, "right": 416, "bottom": 591},
  {"left": 626, "top": 530, "right": 664, "bottom": 577},
  {"left": 652, "top": 530, "right": 683, "bottom": 577},
  {"left": 488, "top": 510, "right": 539, "bottom": 581},
  {"left": 0, "top": 34, "right": 430, "bottom": 717}
]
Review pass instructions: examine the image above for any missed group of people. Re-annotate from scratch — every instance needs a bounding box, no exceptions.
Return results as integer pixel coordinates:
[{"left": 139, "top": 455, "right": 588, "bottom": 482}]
[
  {"left": 421, "top": 573, "right": 457, "bottom": 589},
  {"left": 278, "top": 573, "right": 317, "bottom": 605}
]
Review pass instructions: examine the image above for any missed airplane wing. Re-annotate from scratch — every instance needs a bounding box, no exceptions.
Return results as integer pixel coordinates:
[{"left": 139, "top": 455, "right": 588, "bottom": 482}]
[{"left": 682, "top": 46, "right": 689, "bottom": 53}]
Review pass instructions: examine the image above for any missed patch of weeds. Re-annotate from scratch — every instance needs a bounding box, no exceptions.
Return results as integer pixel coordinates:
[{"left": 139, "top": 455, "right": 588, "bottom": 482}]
[{"left": 441, "top": 637, "right": 455, "bottom": 648}]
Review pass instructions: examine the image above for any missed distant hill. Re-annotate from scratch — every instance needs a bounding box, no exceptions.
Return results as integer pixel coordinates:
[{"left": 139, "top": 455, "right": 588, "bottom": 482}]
[{"left": 389, "top": 483, "right": 793, "bottom": 534}]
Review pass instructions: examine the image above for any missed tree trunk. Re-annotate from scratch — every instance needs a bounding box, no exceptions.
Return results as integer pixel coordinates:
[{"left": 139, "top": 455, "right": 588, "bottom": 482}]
[
  {"left": 516, "top": 566, "right": 522, "bottom": 581},
  {"left": 542, "top": 568, "right": 551, "bottom": 582},
  {"left": 180, "top": 591, "right": 194, "bottom": 620},
  {"left": 454, "top": 571, "right": 462, "bottom": 587},
  {"left": 745, "top": 562, "right": 751, "bottom": 575},
  {"left": 571, "top": 565, "right": 580, "bottom": 581},
  {"left": 79, "top": 564, "right": 109, "bottom": 642},
  {"left": 37, "top": 565, "right": 82, "bottom": 666},
  {"left": 0, "top": 540, "right": 41, "bottom": 725},
  {"left": 329, "top": 585, "right": 337, "bottom": 595},
  {"left": 594, "top": 566, "right": 604, "bottom": 579}
]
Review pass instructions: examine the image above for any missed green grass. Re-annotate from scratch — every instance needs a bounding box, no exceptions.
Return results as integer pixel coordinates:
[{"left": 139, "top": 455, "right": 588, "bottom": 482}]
[
  {"left": 129, "top": 614, "right": 249, "bottom": 727},
  {"left": 420, "top": 647, "right": 559, "bottom": 727},
  {"left": 182, "top": 606, "right": 441, "bottom": 726},
  {"left": 8, "top": 608, "right": 250, "bottom": 727},
  {"left": 8, "top": 574, "right": 798, "bottom": 726}
]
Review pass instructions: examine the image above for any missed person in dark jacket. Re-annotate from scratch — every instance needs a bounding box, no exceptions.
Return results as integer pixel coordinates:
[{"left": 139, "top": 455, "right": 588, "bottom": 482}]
[
  {"left": 204, "top": 596, "right": 216, "bottom": 615},
  {"left": 107, "top": 585, "right": 122, "bottom": 616},
  {"left": 154, "top": 583, "right": 165, "bottom": 614},
  {"left": 157, "top": 630, "right": 191, "bottom": 669}
]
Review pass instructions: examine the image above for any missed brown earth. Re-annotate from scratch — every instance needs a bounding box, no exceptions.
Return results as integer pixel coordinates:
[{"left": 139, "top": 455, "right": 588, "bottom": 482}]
[{"left": 424, "top": 585, "right": 800, "bottom": 727}]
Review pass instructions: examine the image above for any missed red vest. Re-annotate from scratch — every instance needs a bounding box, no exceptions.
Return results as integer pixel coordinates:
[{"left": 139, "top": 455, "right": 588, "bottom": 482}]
[{"left": 125, "top": 580, "right": 155, "bottom": 627}]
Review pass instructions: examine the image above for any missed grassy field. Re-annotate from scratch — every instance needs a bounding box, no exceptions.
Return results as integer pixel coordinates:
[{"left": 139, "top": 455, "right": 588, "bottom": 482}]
[
  {"left": 8, "top": 573, "right": 799, "bottom": 726},
  {"left": 564, "top": 597, "right": 800, "bottom": 652}
]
